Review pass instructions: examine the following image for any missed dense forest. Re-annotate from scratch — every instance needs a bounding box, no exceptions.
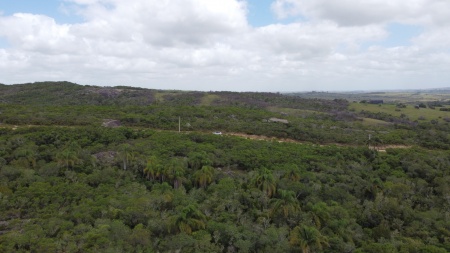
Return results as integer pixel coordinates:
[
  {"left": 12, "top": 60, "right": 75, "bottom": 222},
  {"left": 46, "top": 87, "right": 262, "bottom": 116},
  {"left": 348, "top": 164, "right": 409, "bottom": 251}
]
[{"left": 0, "top": 82, "right": 449, "bottom": 252}]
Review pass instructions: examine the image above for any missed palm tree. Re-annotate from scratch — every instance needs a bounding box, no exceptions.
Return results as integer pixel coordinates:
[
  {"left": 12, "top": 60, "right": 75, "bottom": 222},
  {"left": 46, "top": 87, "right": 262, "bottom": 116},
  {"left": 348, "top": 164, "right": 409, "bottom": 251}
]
[
  {"left": 118, "top": 144, "right": 134, "bottom": 171},
  {"left": 166, "top": 158, "right": 186, "bottom": 189},
  {"left": 289, "top": 225, "right": 329, "bottom": 253},
  {"left": 169, "top": 204, "right": 206, "bottom": 234},
  {"left": 194, "top": 165, "right": 215, "bottom": 189},
  {"left": 308, "top": 202, "right": 331, "bottom": 229},
  {"left": 56, "top": 147, "right": 82, "bottom": 169},
  {"left": 365, "top": 178, "right": 383, "bottom": 200},
  {"left": 283, "top": 164, "right": 301, "bottom": 182},
  {"left": 270, "top": 189, "right": 301, "bottom": 219},
  {"left": 89, "top": 154, "right": 99, "bottom": 169},
  {"left": 143, "top": 156, "right": 161, "bottom": 181},
  {"left": 252, "top": 167, "right": 277, "bottom": 197}
]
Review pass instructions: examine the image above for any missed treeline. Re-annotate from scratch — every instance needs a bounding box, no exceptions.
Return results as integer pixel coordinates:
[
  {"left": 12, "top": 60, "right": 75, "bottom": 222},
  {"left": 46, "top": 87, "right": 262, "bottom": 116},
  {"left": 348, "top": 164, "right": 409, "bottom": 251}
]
[
  {"left": 0, "top": 103, "right": 413, "bottom": 146},
  {"left": 0, "top": 126, "right": 449, "bottom": 252}
]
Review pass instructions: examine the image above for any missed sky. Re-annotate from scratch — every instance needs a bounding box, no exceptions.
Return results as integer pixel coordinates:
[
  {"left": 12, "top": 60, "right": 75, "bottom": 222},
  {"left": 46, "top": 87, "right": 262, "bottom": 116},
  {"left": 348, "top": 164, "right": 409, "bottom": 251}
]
[{"left": 0, "top": 0, "right": 449, "bottom": 92}]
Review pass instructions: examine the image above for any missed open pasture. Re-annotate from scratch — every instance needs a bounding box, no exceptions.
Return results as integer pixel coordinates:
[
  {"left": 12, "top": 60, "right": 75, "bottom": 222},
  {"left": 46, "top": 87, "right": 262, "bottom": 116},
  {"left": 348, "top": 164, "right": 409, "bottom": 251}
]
[
  {"left": 350, "top": 102, "right": 450, "bottom": 121},
  {"left": 293, "top": 90, "right": 450, "bottom": 103}
]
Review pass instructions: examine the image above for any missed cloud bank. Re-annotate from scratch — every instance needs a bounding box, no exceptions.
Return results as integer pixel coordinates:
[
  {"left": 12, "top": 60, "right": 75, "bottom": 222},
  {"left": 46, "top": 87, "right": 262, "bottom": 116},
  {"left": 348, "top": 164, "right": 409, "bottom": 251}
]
[{"left": 0, "top": 0, "right": 449, "bottom": 91}]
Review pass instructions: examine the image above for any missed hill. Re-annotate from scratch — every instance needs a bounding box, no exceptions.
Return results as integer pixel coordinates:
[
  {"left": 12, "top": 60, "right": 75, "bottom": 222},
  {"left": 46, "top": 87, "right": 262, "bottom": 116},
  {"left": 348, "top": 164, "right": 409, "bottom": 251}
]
[
  {"left": 0, "top": 81, "right": 449, "bottom": 252},
  {"left": 1, "top": 81, "right": 450, "bottom": 149},
  {"left": 0, "top": 81, "right": 347, "bottom": 111}
]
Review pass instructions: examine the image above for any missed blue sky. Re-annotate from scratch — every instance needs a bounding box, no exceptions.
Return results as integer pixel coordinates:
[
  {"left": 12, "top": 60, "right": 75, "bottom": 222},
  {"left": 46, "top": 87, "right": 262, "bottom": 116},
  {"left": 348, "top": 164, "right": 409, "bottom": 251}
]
[
  {"left": 246, "top": 0, "right": 277, "bottom": 27},
  {"left": 381, "top": 23, "right": 422, "bottom": 47},
  {"left": 0, "top": 36, "right": 7, "bottom": 48},
  {"left": 2, "top": 0, "right": 419, "bottom": 44},
  {"left": 0, "top": 0, "right": 449, "bottom": 91},
  {"left": 247, "top": 0, "right": 301, "bottom": 27},
  {"left": 2, "top": 0, "right": 277, "bottom": 26},
  {"left": 0, "top": 0, "right": 82, "bottom": 23}
]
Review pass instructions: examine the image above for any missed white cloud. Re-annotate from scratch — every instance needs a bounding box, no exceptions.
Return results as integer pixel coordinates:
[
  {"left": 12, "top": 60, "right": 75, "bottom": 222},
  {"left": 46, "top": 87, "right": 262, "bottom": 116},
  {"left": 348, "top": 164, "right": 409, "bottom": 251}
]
[
  {"left": 0, "top": 0, "right": 449, "bottom": 91},
  {"left": 412, "top": 26, "right": 450, "bottom": 50},
  {"left": 253, "top": 22, "right": 386, "bottom": 56},
  {"left": 72, "top": 0, "right": 249, "bottom": 47},
  {"left": 0, "top": 13, "right": 75, "bottom": 53},
  {"left": 271, "top": 0, "right": 450, "bottom": 27}
]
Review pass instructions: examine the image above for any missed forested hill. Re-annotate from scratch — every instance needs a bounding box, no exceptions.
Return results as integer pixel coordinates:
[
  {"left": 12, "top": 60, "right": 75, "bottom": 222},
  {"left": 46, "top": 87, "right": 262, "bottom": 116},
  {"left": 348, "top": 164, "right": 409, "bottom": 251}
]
[
  {"left": 0, "top": 81, "right": 347, "bottom": 111},
  {"left": 0, "top": 81, "right": 449, "bottom": 252}
]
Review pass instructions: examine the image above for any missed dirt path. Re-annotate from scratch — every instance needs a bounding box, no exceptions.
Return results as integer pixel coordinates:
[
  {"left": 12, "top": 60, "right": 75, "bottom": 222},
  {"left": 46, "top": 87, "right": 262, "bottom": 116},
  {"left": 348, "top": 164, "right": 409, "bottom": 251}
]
[
  {"left": 225, "top": 132, "right": 412, "bottom": 150},
  {"left": 226, "top": 132, "right": 302, "bottom": 143},
  {"left": 373, "top": 145, "right": 412, "bottom": 152}
]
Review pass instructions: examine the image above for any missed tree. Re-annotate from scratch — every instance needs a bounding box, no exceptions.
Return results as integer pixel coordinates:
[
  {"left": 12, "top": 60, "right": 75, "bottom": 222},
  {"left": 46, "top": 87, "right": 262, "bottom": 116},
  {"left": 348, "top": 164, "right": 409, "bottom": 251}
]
[
  {"left": 188, "top": 151, "right": 211, "bottom": 170},
  {"left": 169, "top": 204, "right": 206, "bottom": 235},
  {"left": 14, "top": 145, "right": 38, "bottom": 169},
  {"left": 151, "top": 182, "right": 174, "bottom": 211},
  {"left": 55, "top": 142, "right": 82, "bottom": 170},
  {"left": 166, "top": 158, "right": 186, "bottom": 189},
  {"left": 283, "top": 164, "right": 301, "bottom": 182},
  {"left": 118, "top": 144, "right": 134, "bottom": 171},
  {"left": 289, "top": 225, "right": 329, "bottom": 253},
  {"left": 252, "top": 167, "right": 276, "bottom": 197},
  {"left": 128, "top": 224, "right": 151, "bottom": 249},
  {"left": 308, "top": 202, "right": 331, "bottom": 229},
  {"left": 143, "top": 156, "right": 161, "bottom": 181},
  {"left": 194, "top": 165, "right": 215, "bottom": 189},
  {"left": 270, "top": 189, "right": 301, "bottom": 219}
]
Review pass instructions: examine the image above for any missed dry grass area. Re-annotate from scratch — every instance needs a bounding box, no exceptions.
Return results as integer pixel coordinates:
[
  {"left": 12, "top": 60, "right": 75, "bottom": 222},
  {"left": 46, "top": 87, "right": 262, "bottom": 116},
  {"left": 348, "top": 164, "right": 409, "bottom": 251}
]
[
  {"left": 201, "top": 94, "right": 220, "bottom": 106},
  {"left": 360, "top": 117, "right": 392, "bottom": 126},
  {"left": 267, "top": 107, "right": 327, "bottom": 117},
  {"left": 373, "top": 145, "right": 412, "bottom": 152},
  {"left": 226, "top": 132, "right": 304, "bottom": 143},
  {"left": 153, "top": 92, "right": 165, "bottom": 102},
  {"left": 226, "top": 132, "right": 412, "bottom": 150}
]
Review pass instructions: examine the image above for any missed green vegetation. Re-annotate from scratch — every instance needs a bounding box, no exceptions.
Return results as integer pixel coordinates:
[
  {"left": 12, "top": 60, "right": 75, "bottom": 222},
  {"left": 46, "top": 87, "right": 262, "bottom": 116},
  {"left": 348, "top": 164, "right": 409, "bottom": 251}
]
[
  {"left": 291, "top": 89, "right": 450, "bottom": 103},
  {"left": 0, "top": 82, "right": 449, "bottom": 252},
  {"left": 350, "top": 102, "right": 450, "bottom": 121}
]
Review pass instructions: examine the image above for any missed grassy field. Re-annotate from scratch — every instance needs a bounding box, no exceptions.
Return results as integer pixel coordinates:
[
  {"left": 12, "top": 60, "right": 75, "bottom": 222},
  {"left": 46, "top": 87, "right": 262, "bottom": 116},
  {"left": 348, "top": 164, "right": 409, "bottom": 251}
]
[
  {"left": 292, "top": 90, "right": 450, "bottom": 103},
  {"left": 153, "top": 92, "right": 165, "bottom": 102},
  {"left": 360, "top": 117, "right": 392, "bottom": 126},
  {"left": 350, "top": 102, "right": 450, "bottom": 121},
  {"left": 358, "top": 92, "right": 450, "bottom": 102},
  {"left": 267, "top": 107, "right": 327, "bottom": 117},
  {"left": 200, "top": 94, "right": 220, "bottom": 106}
]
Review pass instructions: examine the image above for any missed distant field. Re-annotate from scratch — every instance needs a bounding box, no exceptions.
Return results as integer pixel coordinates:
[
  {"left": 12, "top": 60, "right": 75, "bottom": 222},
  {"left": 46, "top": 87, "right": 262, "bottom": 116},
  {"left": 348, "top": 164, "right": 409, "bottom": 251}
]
[
  {"left": 358, "top": 92, "right": 450, "bottom": 102},
  {"left": 360, "top": 117, "right": 392, "bottom": 126},
  {"left": 267, "top": 107, "right": 327, "bottom": 116},
  {"left": 350, "top": 102, "right": 450, "bottom": 121},
  {"left": 201, "top": 94, "right": 220, "bottom": 106},
  {"left": 292, "top": 90, "right": 450, "bottom": 103},
  {"left": 153, "top": 92, "right": 165, "bottom": 102}
]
